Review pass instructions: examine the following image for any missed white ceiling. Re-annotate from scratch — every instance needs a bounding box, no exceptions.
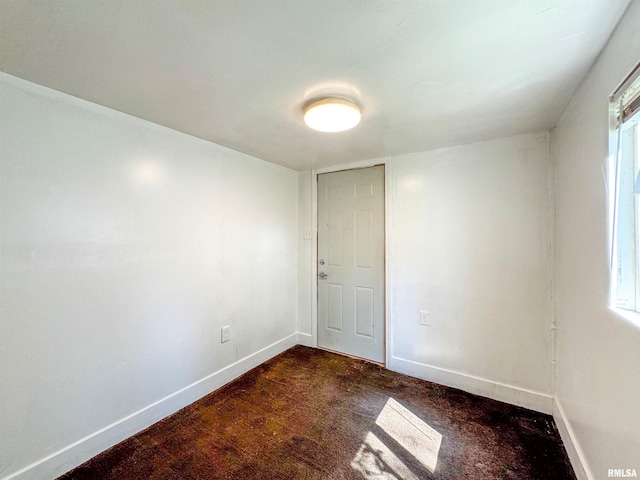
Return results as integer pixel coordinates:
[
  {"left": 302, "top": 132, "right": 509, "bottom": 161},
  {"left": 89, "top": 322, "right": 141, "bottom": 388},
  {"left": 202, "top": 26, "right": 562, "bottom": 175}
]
[{"left": 0, "top": 0, "right": 630, "bottom": 170}]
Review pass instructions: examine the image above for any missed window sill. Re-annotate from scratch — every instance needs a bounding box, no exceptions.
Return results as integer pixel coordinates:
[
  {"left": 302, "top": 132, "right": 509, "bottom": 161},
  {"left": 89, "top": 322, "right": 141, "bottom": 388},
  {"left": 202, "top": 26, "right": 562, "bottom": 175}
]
[{"left": 609, "top": 306, "right": 640, "bottom": 328}]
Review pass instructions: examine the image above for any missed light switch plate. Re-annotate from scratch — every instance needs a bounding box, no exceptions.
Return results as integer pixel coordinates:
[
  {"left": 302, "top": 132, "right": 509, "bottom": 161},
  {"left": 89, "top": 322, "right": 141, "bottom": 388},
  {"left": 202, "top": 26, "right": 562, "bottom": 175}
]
[
  {"left": 221, "top": 326, "right": 230, "bottom": 343},
  {"left": 420, "top": 311, "right": 430, "bottom": 326}
]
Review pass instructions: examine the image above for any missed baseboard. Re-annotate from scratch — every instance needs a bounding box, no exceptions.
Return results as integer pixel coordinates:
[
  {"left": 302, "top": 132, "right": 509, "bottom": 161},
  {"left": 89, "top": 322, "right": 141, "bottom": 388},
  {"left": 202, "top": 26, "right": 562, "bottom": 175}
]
[
  {"left": 389, "top": 356, "right": 553, "bottom": 414},
  {"left": 3, "top": 332, "right": 299, "bottom": 480},
  {"left": 553, "top": 398, "right": 592, "bottom": 480},
  {"left": 296, "top": 332, "right": 313, "bottom": 347}
]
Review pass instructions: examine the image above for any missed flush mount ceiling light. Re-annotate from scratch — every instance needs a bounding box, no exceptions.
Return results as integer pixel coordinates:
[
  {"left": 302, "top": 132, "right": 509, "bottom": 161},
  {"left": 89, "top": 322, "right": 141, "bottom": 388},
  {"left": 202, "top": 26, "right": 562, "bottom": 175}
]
[{"left": 304, "top": 97, "right": 361, "bottom": 132}]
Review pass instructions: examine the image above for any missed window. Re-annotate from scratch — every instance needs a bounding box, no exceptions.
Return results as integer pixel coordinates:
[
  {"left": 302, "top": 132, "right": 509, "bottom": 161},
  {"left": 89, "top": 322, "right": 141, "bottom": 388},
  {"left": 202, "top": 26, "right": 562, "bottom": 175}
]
[{"left": 610, "top": 64, "right": 640, "bottom": 312}]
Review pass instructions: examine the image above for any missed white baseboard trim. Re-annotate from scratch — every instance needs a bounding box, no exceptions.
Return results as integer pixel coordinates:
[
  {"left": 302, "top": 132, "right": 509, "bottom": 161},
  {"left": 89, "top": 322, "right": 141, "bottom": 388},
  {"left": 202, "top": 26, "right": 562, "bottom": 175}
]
[
  {"left": 388, "top": 356, "right": 553, "bottom": 414},
  {"left": 3, "top": 332, "right": 299, "bottom": 480},
  {"left": 296, "top": 332, "right": 313, "bottom": 347},
  {"left": 553, "top": 398, "right": 592, "bottom": 480}
]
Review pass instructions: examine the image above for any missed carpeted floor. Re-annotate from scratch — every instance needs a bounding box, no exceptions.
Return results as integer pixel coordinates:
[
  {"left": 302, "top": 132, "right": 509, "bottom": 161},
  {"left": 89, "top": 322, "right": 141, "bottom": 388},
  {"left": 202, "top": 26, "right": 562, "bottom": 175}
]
[{"left": 58, "top": 346, "right": 576, "bottom": 480}]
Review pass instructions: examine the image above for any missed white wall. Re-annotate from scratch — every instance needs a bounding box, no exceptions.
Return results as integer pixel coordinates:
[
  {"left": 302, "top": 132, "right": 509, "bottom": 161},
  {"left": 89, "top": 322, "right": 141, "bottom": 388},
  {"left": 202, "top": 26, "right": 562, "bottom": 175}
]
[
  {"left": 297, "top": 171, "right": 313, "bottom": 343},
  {"left": 296, "top": 132, "right": 555, "bottom": 411},
  {"left": 552, "top": 1, "right": 640, "bottom": 478},
  {"left": 387, "top": 132, "right": 554, "bottom": 412},
  {"left": 0, "top": 73, "right": 298, "bottom": 480}
]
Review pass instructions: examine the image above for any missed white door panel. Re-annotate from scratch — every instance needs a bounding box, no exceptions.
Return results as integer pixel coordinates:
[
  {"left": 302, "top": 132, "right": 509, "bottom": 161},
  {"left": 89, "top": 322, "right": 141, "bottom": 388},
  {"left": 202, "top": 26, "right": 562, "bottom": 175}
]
[{"left": 317, "top": 166, "right": 384, "bottom": 363}]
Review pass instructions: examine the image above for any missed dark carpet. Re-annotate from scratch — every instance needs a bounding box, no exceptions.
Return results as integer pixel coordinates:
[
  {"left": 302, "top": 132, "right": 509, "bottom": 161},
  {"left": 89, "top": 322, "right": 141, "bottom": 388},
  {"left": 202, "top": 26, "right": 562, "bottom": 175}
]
[{"left": 58, "top": 346, "right": 576, "bottom": 480}]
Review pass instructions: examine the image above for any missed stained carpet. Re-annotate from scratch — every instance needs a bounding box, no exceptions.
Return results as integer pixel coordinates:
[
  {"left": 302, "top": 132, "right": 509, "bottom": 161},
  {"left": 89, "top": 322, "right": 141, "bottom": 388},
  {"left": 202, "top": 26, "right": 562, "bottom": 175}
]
[{"left": 58, "top": 346, "right": 576, "bottom": 480}]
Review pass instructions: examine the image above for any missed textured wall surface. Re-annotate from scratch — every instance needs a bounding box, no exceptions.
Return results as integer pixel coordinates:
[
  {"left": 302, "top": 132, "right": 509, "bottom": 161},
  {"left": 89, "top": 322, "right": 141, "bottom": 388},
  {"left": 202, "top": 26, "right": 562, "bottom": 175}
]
[
  {"left": 0, "top": 73, "right": 298, "bottom": 479},
  {"left": 389, "top": 133, "right": 553, "bottom": 398},
  {"left": 553, "top": 1, "right": 640, "bottom": 477}
]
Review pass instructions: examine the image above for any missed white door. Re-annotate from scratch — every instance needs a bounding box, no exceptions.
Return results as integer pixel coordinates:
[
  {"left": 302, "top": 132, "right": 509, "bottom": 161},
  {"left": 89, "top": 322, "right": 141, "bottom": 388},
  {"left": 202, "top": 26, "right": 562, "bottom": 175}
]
[{"left": 317, "top": 166, "right": 385, "bottom": 363}]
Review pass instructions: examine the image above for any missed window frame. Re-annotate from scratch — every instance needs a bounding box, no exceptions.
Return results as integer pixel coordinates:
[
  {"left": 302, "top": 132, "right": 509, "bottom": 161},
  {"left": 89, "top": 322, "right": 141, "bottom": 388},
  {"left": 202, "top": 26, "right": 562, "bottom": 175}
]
[{"left": 609, "top": 65, "right": 640, "bottom": 313}]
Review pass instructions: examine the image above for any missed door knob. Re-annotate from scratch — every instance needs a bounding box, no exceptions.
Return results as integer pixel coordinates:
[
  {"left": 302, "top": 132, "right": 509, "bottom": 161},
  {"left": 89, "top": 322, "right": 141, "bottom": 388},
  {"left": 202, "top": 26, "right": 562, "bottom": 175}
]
[{"left": 318, "top": 272, "right": 328, "bottom": 279}]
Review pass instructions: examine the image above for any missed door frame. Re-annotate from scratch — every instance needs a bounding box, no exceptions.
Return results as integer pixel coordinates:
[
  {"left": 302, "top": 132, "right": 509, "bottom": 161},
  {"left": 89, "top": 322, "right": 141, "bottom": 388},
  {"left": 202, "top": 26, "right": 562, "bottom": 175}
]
[{"left": 310, "top": 158, "right": 393, "bottom": 366}]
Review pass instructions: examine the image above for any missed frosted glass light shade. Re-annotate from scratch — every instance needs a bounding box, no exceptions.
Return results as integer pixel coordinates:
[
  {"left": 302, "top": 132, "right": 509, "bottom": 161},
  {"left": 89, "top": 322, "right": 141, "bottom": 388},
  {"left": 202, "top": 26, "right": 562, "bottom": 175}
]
[{"left": 304, "top": 98, "right": 361, "bottom": 132}]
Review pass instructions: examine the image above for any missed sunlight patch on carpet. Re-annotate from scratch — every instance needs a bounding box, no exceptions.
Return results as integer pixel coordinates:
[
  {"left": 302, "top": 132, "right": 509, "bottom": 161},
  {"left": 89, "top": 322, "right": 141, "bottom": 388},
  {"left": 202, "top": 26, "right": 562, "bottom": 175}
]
[
  {"left": 351, "top": 398, "right": 441, "bottom": 478},
  {"left": 351, "top": 432, "right": 419, "bottom": 480}
]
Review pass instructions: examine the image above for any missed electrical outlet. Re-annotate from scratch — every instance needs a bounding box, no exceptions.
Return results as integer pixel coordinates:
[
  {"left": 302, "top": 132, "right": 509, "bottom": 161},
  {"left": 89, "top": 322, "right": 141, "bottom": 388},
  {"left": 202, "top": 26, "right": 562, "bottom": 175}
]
[
  {"left": 420, "top": 311, "right": 430, "bottom": 326},
  {"left": 221, "top": 326, "right": 230, "bottom": 343}
]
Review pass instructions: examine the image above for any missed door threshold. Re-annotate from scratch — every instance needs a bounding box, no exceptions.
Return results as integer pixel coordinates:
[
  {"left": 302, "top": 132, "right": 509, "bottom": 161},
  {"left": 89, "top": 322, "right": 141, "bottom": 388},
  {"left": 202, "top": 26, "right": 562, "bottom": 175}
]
[{"left": 317, "top": 346, "right": 385, "bottom": 368}]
